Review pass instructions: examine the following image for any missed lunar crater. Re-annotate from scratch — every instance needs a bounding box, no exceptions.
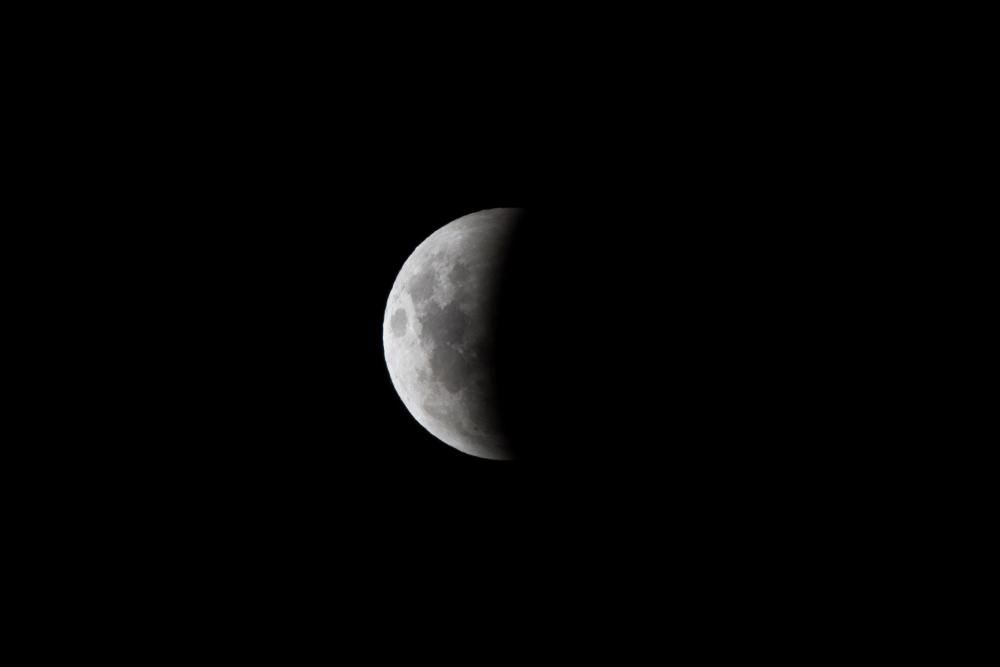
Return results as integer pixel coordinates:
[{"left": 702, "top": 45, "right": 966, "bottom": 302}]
[
  {"left": 409, "top": 269, "right": 438, "bottom": 303},
  {"left": 419, "top": 301, "right": 469, "bottom": 348},
  {"left": 390, "top": 308, "right": 408, "bottom": 336}
]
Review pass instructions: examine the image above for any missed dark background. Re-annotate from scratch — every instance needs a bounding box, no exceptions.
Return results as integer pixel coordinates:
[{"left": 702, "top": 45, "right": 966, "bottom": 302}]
[
  {"left": 88, "top": 95, "right": 854, "bottom": 529},
  {"left": 55, "top": 38, "right": 871, "bottom": 520},
  {"left": 52, "top": 80, "right": 897, "bottom": 637},
  {"left": 10, "top": 7, "right": 979, "bottom": 653},
  {"left": 16, "top": 10, "right": 957, "bottom": 649}
]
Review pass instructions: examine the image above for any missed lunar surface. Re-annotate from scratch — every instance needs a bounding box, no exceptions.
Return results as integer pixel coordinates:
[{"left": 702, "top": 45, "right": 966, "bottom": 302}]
[{"left": 383, "top": 208, "right": 521, "bottom": 460}]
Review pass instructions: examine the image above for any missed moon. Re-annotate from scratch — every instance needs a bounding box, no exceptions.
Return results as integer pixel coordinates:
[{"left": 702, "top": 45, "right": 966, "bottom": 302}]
[{"left": 383, "top": 208, "right": 521, "bottom": 460}]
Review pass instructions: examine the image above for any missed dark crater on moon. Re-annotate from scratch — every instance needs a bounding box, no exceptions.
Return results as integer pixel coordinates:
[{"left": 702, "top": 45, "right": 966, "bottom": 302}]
[
  {"left": 450, "top": 261, "right": 470, "bottom": 284},
  {"left": 429, "top": 344, "right": 474, "bottom": 393},
  {"left": 420, "top": 301, "right": 469, "bottom": 346},
  {"left": 420, "top": 301, "right": 475, "bottom": 393},
  {"left": 409, "top": 269, "right": 437, "bottom": 303},
  {"left": 390, "top": 308, "right": 408, "bottom": 336}
]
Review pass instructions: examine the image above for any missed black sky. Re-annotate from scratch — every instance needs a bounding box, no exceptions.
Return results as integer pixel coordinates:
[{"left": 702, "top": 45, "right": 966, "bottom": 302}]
[
  {"left": 39, "top": 15, "right": 905, "bottom": 568},
  {"left": 16, "top": 14, "right": 940, "bottom": 645}
]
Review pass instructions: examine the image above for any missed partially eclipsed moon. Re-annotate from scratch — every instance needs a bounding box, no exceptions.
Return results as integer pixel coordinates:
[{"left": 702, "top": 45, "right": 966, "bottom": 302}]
[{"left": 383, "top": 208, "right": 521, "bottom": 460}]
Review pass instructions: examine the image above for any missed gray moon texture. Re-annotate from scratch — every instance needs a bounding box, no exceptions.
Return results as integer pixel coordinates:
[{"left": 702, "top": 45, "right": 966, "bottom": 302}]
[{"left": 383, "top": 208, "right": 521, "bottom": 460}]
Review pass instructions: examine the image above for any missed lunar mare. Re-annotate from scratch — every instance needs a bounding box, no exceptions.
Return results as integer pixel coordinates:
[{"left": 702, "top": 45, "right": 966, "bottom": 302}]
[{"left": 383, "top": 208, "right": 520, "bottom": 460}]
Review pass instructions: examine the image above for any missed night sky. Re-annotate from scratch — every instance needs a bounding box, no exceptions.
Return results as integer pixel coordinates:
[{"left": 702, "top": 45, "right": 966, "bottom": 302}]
[
  {"left": 21, "top": 13, "right": 924, "bottom": 648},
  {"left": 100, "top": 103, "right": 846, "bottom": 523},
  {"left": 56, "top": 28, "right": 877, "bottom": 566}
]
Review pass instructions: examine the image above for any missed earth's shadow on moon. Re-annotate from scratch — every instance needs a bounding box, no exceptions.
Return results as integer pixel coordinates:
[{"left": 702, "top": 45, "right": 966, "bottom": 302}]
[
  {"left": 493, "top": 207, "right": 616, "bottom": 463},
  {"left": 493, "top": 204, "right": 675, "bottom": 466}
]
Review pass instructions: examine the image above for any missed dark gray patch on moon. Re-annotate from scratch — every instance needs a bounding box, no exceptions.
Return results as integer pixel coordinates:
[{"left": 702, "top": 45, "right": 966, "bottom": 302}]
[
  {"left": 421, "top": 399, "right": 454, "bottom": 426},
  {"left": 429, "top": 344, "right": 473, "bottom": 393},
  {"left": 390, "top": 308, "right": 408, "bottom": 336},
  {"left": 450, "top": 261, "right": 470, "bottom": 284},
  {"left": 409, "top": 269, "right": 437, "bottom": 303},
  {"left": 466, "top": 398, "right": 499, "bottom": 436},
  {"left": 420, "top": 301, "right": 469, "bottom": 348}
]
